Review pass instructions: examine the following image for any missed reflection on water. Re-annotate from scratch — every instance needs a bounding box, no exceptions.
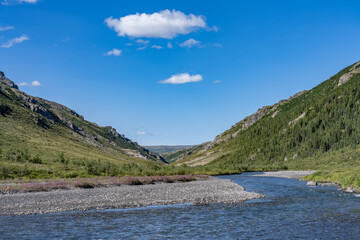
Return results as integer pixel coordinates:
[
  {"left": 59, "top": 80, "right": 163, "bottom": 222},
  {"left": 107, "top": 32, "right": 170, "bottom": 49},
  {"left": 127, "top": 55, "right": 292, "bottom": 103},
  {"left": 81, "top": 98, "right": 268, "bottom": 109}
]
[{"left": 1, "top": 173, "right": 359, "bottom": 239}]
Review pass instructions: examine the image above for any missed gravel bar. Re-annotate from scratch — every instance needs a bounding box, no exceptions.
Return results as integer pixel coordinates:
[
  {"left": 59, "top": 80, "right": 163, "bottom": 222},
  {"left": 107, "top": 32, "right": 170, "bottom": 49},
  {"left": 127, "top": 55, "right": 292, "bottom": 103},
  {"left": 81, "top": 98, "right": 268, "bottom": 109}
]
[
  {"left": 252, "top": 170, "right": 316, "bottom": 179},
  {"left": 0, "top": 178, "right": 263, "bottom": 215}
]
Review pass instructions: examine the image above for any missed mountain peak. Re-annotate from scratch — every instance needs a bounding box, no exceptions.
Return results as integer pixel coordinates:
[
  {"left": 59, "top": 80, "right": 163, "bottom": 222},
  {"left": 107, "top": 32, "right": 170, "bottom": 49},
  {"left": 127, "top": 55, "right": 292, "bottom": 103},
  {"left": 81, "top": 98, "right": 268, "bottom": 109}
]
[{"left": 0, "top": 71, "right": 18, "bottom": 90}]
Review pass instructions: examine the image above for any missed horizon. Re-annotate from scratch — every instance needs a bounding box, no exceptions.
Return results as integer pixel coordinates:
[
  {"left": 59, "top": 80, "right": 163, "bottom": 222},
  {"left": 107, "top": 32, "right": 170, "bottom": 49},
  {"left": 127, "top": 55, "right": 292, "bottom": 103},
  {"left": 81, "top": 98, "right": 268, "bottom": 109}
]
[{"left": 1, "top": 0, "right": 360, "bottom": 145}]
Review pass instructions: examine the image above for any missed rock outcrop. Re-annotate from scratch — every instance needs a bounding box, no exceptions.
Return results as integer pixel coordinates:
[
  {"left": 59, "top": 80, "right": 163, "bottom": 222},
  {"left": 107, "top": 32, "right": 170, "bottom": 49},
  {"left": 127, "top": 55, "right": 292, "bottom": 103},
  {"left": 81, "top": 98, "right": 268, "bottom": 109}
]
[
  {"left": 0, "top": 71, "right": 18, "bottom": 89},
  {"left": 199, "top": 90, "right": 307, "bottom": 153},
  {"left": 338, "top": 61, "right": 360, "bottom": 86}
]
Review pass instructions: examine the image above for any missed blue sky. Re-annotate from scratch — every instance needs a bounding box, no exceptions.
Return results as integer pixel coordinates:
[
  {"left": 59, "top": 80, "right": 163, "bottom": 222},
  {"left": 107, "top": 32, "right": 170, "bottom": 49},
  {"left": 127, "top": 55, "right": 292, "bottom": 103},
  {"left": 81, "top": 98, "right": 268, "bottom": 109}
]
[{"left": 1, "top": 0, "right": 360, "bottom": 145}]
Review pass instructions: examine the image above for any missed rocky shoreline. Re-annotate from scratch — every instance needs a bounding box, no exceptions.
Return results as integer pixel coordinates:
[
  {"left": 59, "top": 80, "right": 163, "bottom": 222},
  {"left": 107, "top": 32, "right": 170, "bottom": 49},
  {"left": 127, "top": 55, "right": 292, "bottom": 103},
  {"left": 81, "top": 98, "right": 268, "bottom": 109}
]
[
  {"left": 0, "top": 177, "right": 264, "bottom": 215},
  {"left": 252, "top": 170, "right": 360, "bottom": 194},
  {"left": 306, "top": 180, "right": 360, "bottom": 193},
  {"left": 251, "top": 170, "right": 316, "bottom": 179}
]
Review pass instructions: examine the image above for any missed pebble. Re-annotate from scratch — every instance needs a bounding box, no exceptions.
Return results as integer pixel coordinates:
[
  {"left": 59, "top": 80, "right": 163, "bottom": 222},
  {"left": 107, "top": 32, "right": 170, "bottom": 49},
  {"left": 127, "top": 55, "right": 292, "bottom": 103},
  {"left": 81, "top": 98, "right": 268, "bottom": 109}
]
[{"left": 0, "top": 178, "right": 264, "bottom": 215}]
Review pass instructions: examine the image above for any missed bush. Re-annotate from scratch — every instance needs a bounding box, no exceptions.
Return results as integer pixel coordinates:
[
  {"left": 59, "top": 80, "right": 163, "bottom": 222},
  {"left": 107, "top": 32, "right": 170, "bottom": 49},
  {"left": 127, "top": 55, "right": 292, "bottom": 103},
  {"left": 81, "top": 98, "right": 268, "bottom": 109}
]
[
  {"left": 74, "top": 181, "right": 95, "bottom": 188},
  {"left": 122, "top": 177, "right": 143, "bottom": 185},
  {"left": 29, "top": 155, "right": 42, "bottom": 164}
]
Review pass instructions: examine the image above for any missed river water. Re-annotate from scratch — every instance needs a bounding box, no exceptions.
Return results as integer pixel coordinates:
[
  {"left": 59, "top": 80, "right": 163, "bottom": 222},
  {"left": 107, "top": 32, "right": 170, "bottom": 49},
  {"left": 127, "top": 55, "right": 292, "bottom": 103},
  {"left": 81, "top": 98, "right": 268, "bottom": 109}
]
[{"left": 1, "top": 172, "right": 360, "bottom": 239}]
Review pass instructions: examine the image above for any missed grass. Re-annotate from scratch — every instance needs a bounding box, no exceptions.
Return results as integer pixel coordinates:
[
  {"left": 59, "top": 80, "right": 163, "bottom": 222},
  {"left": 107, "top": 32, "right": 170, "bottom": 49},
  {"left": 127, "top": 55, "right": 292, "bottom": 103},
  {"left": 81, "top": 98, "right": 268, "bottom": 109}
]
[
  {"left": 303, "top": 168, "right": 360, "bottom": 191},
  {"left": 0, "top": 81, "right": 168, "bottom": 180}
]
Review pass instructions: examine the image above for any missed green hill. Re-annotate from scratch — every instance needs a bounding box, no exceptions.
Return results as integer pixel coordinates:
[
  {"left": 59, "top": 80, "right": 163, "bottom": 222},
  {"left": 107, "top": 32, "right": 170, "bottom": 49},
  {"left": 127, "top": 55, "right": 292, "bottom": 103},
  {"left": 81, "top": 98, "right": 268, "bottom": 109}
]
[
  {"left": 0, "top": 71, "right": 167, "bottom": 179},
  {"left": 160, "top": 145, "right": 205, "bottom": 163},
  {"left": 178, "top": 61, "right": 360, "bottom": 189}
]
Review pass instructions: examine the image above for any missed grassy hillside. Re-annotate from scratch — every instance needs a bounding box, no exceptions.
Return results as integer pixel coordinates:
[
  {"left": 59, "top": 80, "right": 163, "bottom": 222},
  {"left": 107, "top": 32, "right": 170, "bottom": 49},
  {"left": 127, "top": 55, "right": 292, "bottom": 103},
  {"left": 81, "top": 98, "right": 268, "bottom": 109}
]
[
  {"left": 162, "top": 144, "right": 206, "bottom": 163},
  {"left": 179, "top": 61, "right": 360, "bottom": 189},
  {"left": 0, "top": 71, "right": 167, "bottom": 179}
]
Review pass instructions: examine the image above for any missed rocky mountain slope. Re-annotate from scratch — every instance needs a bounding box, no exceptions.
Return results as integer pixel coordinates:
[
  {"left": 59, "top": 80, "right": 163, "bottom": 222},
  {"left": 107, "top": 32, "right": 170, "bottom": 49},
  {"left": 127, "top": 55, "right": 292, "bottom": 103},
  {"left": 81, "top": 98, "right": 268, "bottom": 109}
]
[
  {"left": 178, "top": 61, "right": 360, "bottom": 173},
  {"left": 0, "top": 71, "right": 166, "bottom": 179}
]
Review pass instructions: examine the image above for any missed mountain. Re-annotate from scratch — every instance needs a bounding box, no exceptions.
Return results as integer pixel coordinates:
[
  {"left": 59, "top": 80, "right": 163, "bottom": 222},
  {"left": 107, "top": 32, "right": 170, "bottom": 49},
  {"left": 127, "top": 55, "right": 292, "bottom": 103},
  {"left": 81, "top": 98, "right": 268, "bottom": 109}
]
[
  {"left": 178, "top": 61, "right": 360, "bottom": 176},
  {"left": 0, "top": 71, "right": 166, "bottom": 179},
  {"left": 156, "top": 145, "right": 204, "bottom": 163},
  {"left": 144, "top": 145, "right": 195, "bottom": 154}
]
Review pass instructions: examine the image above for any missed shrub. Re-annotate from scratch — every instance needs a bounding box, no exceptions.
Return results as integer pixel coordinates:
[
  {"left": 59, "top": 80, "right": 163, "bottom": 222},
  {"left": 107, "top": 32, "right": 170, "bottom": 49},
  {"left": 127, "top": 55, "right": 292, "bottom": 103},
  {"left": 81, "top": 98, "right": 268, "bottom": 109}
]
[
  {"left": 122, "top": 177, "right": 143, "bottom": 185},
  {"left": 29, "top": 155, "right": 42, "bottom": 164},
  {"left": 74, "top": 181, "right": 95, "bottom": 188},
  {"left": 57, "top": 153, "right": 66, "bottom": 163}
]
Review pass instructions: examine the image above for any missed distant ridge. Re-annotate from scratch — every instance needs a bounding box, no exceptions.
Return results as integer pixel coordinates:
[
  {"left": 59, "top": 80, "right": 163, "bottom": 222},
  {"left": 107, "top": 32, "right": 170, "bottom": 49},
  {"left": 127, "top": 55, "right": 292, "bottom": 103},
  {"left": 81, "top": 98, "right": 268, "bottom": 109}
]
[{"left": 143, "top": 145, "right": 195, "bottom": 154}]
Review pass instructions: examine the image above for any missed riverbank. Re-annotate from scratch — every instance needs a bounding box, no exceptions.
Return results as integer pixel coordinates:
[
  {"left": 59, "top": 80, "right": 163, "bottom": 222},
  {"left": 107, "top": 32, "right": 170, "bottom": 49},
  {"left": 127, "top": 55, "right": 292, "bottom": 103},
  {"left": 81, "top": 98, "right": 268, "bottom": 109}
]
[
  {"left": 252, "top": 170, "right": 360, "bottom": 194},
  {"left": 302, "top": 170, "right": 360, "bottom": 194},
  {"left": 251, "top": 170, "right": 316, "bottom": 179},
  {"left": 0, "top": 177, "right": 264, "bottom": 215}
]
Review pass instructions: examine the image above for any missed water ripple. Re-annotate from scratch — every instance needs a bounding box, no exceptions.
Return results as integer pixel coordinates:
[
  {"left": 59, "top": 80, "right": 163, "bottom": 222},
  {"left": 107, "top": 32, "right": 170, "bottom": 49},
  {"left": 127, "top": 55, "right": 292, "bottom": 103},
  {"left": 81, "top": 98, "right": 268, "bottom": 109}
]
[{"left": 1, "top": 174, "right": 360, "bottom": 239}]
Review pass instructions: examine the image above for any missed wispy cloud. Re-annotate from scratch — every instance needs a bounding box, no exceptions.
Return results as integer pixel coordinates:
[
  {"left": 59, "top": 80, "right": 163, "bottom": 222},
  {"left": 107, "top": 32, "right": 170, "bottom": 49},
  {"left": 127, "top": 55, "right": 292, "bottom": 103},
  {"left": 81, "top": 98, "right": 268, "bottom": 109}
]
[
  {"left": 136, "top": 39, "right": 149, "bottom": 45},
  {"left": 179, "top": 38, "right": 200, "bottom": 48},
  {"left": 136, "top": 131, "right": 159, "bottom": 136},
  {"left": 105, "top": 9, "right": 208, "bottom": 39},
  {"left": 151, "top": 45, "right": 163, "bottom": 49},
  {"left": 17, "top": 80, "right": 41, "bottom": 87},
  {"left": 104, "top": 48, "right": 122, "bottom": 56},
  {"left": 0, "top": 26, "right": 14, "bottom": 31},
  {"left": 159, "top": 73, "right": 203, "bottom": 84},
  {"left": 1, "top": 0, "right": 39, "bottom": 5},
  {"left": 62, "top": 36, "right": 70, "bottom": 42},
  {"left": 213, "top": 43, "right": 223, "bottom": 48},
  {"left": 0, "top": 34, "right": 29, "bottom": 48},
  {"left": 135, "top": 39, "right": 150, "bottom": 51},
  {"left": 214, "top": 80, "right": 221, "bottom": 84},
  {"left": 167, "top": 42, "right": 173, "bottom": 49}
]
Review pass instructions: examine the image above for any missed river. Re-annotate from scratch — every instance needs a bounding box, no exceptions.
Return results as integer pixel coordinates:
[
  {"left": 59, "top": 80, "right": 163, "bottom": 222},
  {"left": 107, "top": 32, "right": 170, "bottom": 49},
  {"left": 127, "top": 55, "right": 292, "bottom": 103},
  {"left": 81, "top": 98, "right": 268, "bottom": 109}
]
[{"left": 1, "top": 172, "right": 359, "bottom": 239}]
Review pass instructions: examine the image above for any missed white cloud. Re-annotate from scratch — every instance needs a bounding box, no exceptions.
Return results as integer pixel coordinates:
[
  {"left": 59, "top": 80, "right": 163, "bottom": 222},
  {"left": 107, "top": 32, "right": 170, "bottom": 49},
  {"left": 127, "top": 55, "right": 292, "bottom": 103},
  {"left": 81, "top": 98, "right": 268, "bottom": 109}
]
[
  {"left": 1, "top": 0, "right": 38, "bottom": 5},
  {"left": 105, "top": 9, "right": 207, "bottom": 39},
  {"left": 167, "top": 42, "right": 173, "bottom": 49},
  {"left": 179, "top": 38, "right": 200, "bottom": 48},
  {"left": 136, "top": 131, "right": 159, "bottom": 136},
  {"left": 19, "top": 0, "right": 37, "bottom": 3},
  {"left": 135, "top": 39, "right": 149, "bottom": 51},
  {"left": 137, "top": 45, "right": 147, "bottom": 51},
  {"left": 17, "top": 81, "right": 41, "bottom": 87},
  {"left": 0, "top": 26, "right": 14, "bottom": 31},
  {"left": 136, "top": 39, "right": 149, "bottom": 45},
  {"left": 159, "top": 73, "right": 203, "bottom": 84},
  {"left": 104, "top": 48, "right": 122, "bottom": 56},
  {"left": 214, "top": 80, "right": 221, "bottom": 84},
  {"left": 17, "top": 82, "right": 28, "bottom": 86},
  {"left": 0, "top": 35, "right": 29, "bottom": 48},
  {"left": 213, "top": 43, "right": 223, "bottom": 48},
  {"left": 31, "top": 80, "right": 41, "bottom": 86},
  {"left": 151, "top": 45, "right": 163, "bottom": 49}
]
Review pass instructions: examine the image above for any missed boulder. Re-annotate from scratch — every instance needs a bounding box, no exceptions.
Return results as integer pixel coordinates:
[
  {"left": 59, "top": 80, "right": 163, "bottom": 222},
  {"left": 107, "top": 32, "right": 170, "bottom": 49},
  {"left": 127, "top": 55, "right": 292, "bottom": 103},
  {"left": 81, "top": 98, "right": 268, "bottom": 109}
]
[{"left": 307, "top": 181, "right": 317, "bottom": 186}]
